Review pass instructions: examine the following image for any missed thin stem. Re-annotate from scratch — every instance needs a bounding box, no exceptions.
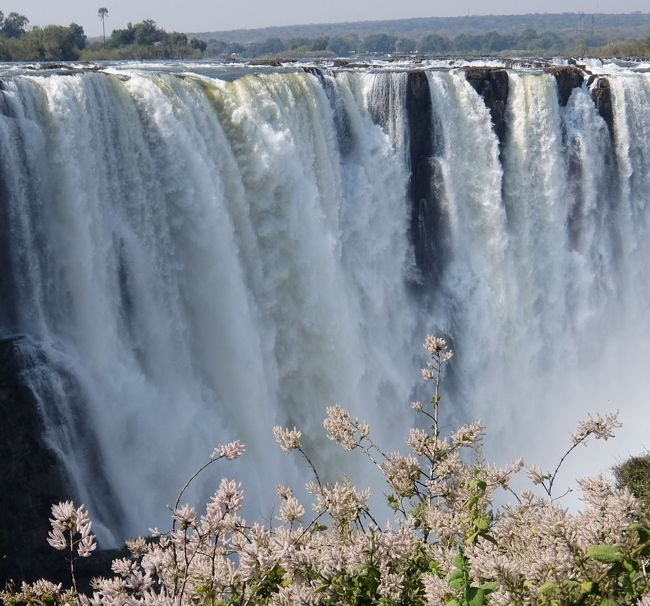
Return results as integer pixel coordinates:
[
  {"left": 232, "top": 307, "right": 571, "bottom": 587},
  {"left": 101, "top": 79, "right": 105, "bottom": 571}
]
[
  {"left": 546, "top": 434, "right": 591, "bottom": 499},
  {"left": 298, "top": 446, "right": 322, "bottom": 489}
]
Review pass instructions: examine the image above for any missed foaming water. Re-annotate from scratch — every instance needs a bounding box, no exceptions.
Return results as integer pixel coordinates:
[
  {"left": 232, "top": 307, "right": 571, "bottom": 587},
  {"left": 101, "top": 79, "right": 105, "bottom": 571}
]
[{"left": 0, "top": 68, "right": 417, "bottom": 541}]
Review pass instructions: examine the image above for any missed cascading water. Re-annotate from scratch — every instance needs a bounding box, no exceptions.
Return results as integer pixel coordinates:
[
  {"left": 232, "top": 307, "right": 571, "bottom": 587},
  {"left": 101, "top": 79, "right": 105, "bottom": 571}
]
[
  {"left": 0, "top": 66, "right": 418, "bottom": 543},
  {"left": 1, "top": 61, "right": 650, "bottom": 543}
]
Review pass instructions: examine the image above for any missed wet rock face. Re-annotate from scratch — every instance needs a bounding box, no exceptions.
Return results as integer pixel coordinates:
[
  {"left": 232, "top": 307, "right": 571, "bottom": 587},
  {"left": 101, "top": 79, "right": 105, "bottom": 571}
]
[
  {"left": 590, "top": 76, "right": 615, "bottom": 135},
  {"left": 545, "top": 65, "right": 585, "bottom": 106},
  {"left": 464, "top": 67, "right": 509, "bottom": 147},
  {"left": 0, "top": 337, "right": 125, "bottom": 587},
  {"left": 0, "top": 336, "right": 72, "bottom": 583},
  {"left": 406, "top": 70, "right": 437, "bottom": 279}
]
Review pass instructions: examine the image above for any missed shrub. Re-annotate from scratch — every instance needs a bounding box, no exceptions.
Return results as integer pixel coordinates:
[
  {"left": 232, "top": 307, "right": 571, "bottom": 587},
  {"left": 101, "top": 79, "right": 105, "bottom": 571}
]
[
  {"left": 2, "top": 337, "right": 649, "bottom": 606},
  {"left": 615, "top": 454, "right": 650, "bottom": 515}
]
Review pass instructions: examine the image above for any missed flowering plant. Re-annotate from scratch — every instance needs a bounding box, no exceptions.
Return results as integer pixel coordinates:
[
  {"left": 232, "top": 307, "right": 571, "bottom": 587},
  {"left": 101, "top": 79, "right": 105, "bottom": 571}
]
[{"left": 2, "top": 337, "right": 648, "bottom": 606}]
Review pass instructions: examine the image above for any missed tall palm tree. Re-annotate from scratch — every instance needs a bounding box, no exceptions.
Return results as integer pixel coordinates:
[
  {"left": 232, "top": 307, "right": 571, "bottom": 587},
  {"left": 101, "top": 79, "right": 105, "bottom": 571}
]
[{"left": 98, "top": 7, "right": 108, "bottom": 46}]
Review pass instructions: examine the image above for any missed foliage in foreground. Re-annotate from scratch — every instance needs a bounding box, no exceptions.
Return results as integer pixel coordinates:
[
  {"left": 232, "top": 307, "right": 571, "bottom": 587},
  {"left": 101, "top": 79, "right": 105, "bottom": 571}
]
[
  {"left": 3, "top": 337, "right": 650, "bottom": 606},
  {"left": 615, "top": 455, "right": 650, "bottom": 515}
]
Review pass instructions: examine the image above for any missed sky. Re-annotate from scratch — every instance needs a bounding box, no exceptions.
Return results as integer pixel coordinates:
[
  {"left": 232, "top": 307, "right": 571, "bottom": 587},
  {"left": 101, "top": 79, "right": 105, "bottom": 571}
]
[{"left": 5, "top": 0, "right": 649, "bottom": 38}]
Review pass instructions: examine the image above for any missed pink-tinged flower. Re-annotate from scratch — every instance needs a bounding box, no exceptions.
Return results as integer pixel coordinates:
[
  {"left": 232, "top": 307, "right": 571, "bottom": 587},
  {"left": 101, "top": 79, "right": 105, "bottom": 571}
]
[
  {"left": 273, "top": 426, "right": 302, "bottom": 452},
  {"left": 210, "top": 440, "right": 245, "bottom": 460},
  {"left": 570, "top": 412, "right": 621, "bottom": 444},
  {"left": 47, "top": 501, "right": 96, "bottom": 557},
  {"left": 323, "top": 405, "right": 367, "bottom": 450}
]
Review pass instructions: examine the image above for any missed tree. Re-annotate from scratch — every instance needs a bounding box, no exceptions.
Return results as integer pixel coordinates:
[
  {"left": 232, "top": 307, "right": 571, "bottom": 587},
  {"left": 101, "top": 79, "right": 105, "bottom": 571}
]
[
  {"left": 361, "top": 33, "right": 396, "bottom": 54},
  {"left": 189, "top": 37, "right": 207, "bottom": 56},
  {"left": 133, "top": 19, "right": 162, "bottom": 46},
  {"left": 417, "top": 33, "right": 451, "bottom": 53},
  {"left": 68, "top": 23, "right": 87, "bottom": 50},
  {"left": 286, "top": 37, "right": 309, "bottom": 50},
  {"left": 167, "top": 31, "right": 188, "bottom": 47},
  {"left": 395, "top": 37, "right": 417, "bottom": 54},
  {"left": 17, "top": 25, "right": 84, "bottom": 61},
  {"left": 109, "top": 22, "right": 135, "bottom": 47},
  {"left": 2, "top": 12, "right": 29, "bottom": 38},
  {"left": 310, "top": 36, "right": 329, "bottom": 51},
  {"left": 98, "top": 7, "right": 108, "bottom": 46},
  {"left": 326, "top": 36, "right": 353, "bottom": 56}
]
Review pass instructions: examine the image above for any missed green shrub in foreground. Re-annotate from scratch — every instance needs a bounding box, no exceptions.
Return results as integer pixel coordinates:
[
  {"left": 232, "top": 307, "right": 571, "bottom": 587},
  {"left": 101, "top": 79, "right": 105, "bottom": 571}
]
[{"left": 2, "top": 336, "right": 650, "bottom": 606}]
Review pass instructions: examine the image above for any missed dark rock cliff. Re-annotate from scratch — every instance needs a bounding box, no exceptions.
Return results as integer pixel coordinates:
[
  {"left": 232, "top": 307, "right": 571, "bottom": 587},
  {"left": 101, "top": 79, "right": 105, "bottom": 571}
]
[
  {"left": 545, "top": 65, "right": 585, "bottom": 106},
  {"left": 0, "top": 336, "right": 118, "bottom": 587},
  {"left": 464, "top": 67, "right": 509, "bottom": 147},
  {"left": 589, "top": 76, "right": 615, "bottom": 135},
  {"left": 0, "top": 336, "right": 70, "bottom": 584},
  {"left": 406, "top": 70, "right": 444, "bottom": 282}
]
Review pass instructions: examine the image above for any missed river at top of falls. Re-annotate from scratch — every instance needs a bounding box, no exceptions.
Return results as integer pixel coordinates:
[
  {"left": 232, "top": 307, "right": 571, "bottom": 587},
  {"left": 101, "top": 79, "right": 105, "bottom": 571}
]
[{"left": 1, "top": 59, "right": 649, "bottom": 543}]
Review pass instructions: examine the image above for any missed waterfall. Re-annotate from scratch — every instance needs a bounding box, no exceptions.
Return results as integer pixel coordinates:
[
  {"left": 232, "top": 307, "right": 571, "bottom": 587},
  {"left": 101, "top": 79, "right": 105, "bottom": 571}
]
[
  {"left": 0, "top": 67, "right": 417, "bottom": 542},
  {"left": 1, "top": 63, "right": 650, "bottom": 541}
]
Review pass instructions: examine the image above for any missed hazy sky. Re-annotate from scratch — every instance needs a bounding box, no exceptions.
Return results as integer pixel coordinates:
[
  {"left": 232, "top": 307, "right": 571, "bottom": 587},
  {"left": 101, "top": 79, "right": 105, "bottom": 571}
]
[{"left": 7, "top": 0, "right": 650, "bottom": 38}]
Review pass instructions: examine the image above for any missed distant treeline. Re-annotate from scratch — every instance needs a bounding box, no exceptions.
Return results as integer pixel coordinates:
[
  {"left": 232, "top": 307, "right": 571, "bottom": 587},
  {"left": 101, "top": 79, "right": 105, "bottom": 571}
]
[
  {"left": 201, "top": 29, "right": 610, "bottom": 58},
  {"left": 195, "top": 12, "right": 650, "bottom": 45},
  {"left": 0, "top": 9, "right": 649, "bottom": 62}
]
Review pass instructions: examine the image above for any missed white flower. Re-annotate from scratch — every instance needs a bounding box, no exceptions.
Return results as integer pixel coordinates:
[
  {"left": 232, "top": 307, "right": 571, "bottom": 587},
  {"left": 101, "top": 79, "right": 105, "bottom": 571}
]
[
  {"left": 323, "top": 405, "right": 367, "bottom": 450},
  {"left": 424, "top": 335, "right": 447, "bottom": 354},
  {"left": 47, "top": 501, "right": 96, "bottom": 557},
  {"left": 526, "top": 465, "right": 549, "bottom": 486},
  {"left": 571, "top": 412, "right": 620, "bottom": 444},
  {"left": 173, "top": 504, "right": 197, "bottom": 528},
  {"left": 211, "top": 440, "right": 245, "bottom": 460},
  {"left": 273, "top": 426, "right": 302, "bottom": 452},
  {"left": 451, "top": 421, "right": 484, "bottom": 448}
]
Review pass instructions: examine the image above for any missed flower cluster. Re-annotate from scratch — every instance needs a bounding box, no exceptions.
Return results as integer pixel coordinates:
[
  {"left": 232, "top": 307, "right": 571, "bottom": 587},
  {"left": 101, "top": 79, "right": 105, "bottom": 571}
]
[
  {"left": 570, "top": 412, "right": 621, "bottom": 444},
  {"left": 46, "top": 501, "right": 96, "bottom": 558},
  {"left": 272, "top": 426, "right": 302, "bottom": 452},
  {"left": 322, "top": 404, "right": 369, "bottom": 451}
]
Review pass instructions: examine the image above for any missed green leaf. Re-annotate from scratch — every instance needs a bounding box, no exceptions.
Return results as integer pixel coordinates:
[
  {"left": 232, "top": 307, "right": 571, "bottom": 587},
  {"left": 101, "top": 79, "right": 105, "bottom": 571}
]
[
  {"left": 446, "top": 600, "right": 460, "bottom": 606},
  {"left": 586, "top": 544, "right": 623, "bottom": 563},
  {"left": 600, "top": 599, "right": 618, "bottom": 606},
  {"left": 466, "top": 587, "right": 488, "bottom": 606},
  {"left": 475, "top": 516, "right": 490, "bottom": 530},
  {"left": 580, "top": 581, "right": 594, "bottom": 593},
  {"left": 479, "top": 581, "right": 497, "bottom": 592},
  {"left": 469, "top": 479, "right": 487, "bottom": 492},
  {"left": 429, "top": 561, "right": 441, "bottom": 573},
  {"left": 452, "top": 554, "right": 466, "bottom": 569},
  {"left": 539, "top": 582, "right": 558, "bottom": 594},
  {"left": 629, "top": 522, "right": 650, "bottom": 542},
  {"left": 448, "top": 570, "right": 464, "bottom": 582}
]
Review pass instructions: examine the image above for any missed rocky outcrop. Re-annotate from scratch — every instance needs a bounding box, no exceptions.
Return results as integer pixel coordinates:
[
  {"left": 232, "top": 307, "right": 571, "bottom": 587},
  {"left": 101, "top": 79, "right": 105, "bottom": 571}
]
[
  {"left": 406, "top": 70, "right": 440, "bottom": 279},
  {"left": 464, "top": 67, "right": 509, "bottom": 147},
  {"left": 0, "top": 336, "right": 71, "bottom": 584},
  {"left": 589, "top": 76, "right": 615, "bottom": 135},
  {"left": 0, "top": 336, "right": 120, "bottom": 587},
  {"left": 545, "top": 65, "right": 585, "bottom": 106}
]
